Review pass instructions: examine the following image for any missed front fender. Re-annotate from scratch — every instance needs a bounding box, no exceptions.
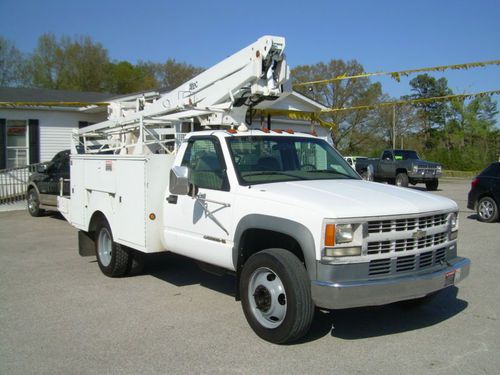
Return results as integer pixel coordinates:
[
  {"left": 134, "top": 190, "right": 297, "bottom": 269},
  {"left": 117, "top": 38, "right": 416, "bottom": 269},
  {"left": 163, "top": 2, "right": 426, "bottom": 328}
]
[{"left": 233, "top": 214, "right": 317, "bottom": 280}]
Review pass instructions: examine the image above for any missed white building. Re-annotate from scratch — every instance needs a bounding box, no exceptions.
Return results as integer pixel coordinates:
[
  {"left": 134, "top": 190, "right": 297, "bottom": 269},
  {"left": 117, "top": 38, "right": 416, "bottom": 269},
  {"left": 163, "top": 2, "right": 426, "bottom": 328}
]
[{"left": 0, "top": 87, "right": 328, "bottom": 169}]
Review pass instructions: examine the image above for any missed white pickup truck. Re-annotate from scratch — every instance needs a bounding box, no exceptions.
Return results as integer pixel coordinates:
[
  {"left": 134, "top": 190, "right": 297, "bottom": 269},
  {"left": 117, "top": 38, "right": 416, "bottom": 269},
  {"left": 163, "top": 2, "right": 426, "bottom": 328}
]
[
  {"left": 59, "top": 129, "right": 469, "bottom": 343},
  {"left": 57, "top": 35, "right": 469, "bottom": 343}
]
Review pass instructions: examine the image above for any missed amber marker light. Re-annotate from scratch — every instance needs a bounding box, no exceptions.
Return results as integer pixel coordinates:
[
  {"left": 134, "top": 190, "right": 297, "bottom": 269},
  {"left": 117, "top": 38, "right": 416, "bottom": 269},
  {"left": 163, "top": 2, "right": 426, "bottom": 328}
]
[
  {"left": 149, "top": 213, "right": 156, "bottom": 220},
  {"left": 325, "top": 224, "right": 335, "bottom": 247}
]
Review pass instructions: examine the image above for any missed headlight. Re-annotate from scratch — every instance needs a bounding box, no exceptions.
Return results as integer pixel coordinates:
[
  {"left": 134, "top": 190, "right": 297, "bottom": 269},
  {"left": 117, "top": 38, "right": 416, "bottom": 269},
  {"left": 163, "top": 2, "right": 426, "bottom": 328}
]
[
  {"left": 437, "top": 165, "right": 442, "bottom": 173},
  {"left": 335, "top": 224, "right": 353, "bottom": 243},
  {"left": 413, "top": 164, "right": 419, "bottom": 173},
  {"left": 449, "top": 212, "right": 458, "bottom": 230},
  {"left": 449, "top": 212, "right": 458, "bottom": 240},
  {"left": 324, "top": 223, "right": 361, "bottom": 258}
]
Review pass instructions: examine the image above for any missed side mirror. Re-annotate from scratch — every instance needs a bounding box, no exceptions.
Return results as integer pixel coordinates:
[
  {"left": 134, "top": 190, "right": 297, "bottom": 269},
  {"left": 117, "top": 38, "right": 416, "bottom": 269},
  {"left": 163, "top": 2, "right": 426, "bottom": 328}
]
[
  {"left": 169, "top": 166, "right": 190, "bottom": 195},
  {"left": 36, "top": 164, "right": 48, "bottom": 173}
]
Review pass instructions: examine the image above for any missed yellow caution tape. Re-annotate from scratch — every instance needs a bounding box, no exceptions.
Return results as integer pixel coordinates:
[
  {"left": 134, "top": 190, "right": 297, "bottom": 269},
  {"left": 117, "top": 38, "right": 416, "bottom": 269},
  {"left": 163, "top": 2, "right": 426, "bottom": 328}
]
[
  {"left": 293, "top": 59, "right": 500, "bottom": 86},
  {"left": 0, "top": 101, "right": 109, "bottom": 107},
  {"left": 321, "top": 89, "right": 500, "bottom": 114},
  {"left": 256, "top": 89, "right": 500, "bottom": 127}
]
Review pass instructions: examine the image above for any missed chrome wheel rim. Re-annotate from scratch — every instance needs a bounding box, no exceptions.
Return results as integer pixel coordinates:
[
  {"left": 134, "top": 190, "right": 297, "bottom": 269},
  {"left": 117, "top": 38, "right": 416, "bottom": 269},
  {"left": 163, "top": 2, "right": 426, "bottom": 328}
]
[
  {"left": 97, "top": 228, "right": 112, "bottom": 267},
  {"left": 479, "top": 200, "right": 494, "bottom": 220},
  {"left": 248, "top": 267, "right": 287, "bottom": 329},
  {"left": 27, "top": 191, "right": 38, "bottom": 213}
]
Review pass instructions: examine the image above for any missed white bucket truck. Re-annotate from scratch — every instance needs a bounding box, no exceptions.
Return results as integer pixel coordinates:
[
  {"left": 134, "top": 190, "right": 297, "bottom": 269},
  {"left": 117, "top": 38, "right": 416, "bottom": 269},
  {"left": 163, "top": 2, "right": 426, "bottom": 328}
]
[{"left": 58, "top": 36, "right": 470, "bottom": 344}]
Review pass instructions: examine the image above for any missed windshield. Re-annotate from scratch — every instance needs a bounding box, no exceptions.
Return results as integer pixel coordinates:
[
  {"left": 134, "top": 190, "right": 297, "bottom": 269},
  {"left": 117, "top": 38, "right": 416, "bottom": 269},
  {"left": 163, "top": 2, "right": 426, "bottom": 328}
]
[
  {"left": 394, "top": 150, "right": 420, "bottom": 160},
  {"left": 226, "top": 136, "right": 360, "bottom": 185}
]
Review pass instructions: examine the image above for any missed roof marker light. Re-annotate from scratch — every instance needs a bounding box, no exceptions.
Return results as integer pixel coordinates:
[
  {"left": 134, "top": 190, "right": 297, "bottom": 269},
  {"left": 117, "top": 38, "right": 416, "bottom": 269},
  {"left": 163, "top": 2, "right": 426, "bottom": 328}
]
[{"left": 273, "top": 129, "right": 283, "bottom": 134}]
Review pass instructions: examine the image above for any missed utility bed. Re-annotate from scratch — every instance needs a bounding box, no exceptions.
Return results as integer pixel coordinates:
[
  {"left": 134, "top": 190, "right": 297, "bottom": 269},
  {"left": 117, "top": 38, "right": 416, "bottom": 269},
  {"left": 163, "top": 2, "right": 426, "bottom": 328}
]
[{"left": 58, "top": 154, "right": 174, "bottom": 253}]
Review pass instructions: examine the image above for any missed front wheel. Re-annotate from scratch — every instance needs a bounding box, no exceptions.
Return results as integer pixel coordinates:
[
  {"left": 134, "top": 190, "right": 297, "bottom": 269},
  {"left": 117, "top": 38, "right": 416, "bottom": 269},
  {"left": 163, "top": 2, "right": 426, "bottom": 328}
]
[
  {"left": 477, "top": 196, "right": 499, "bottom": 223},
  {"left": 240, "top": 249, "right": 314, "bottom": 344},
  {"left": 426, "top": 179, "right": 439, "bottom": 191},
  {"left": 95, "top": 219, "right": 130, "bottom": 277}
]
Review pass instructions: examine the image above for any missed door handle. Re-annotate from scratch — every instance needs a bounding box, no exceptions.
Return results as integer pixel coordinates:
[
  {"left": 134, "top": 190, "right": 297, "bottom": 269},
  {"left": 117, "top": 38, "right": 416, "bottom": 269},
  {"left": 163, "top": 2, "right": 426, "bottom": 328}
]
[{"left": 167, "top": 195, "right": 178, "bottom": 204}]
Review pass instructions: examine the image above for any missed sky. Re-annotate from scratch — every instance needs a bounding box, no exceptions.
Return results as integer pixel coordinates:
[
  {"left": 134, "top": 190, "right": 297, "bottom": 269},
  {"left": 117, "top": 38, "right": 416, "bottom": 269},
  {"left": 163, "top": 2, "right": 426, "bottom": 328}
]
[{"left": 0, "top": 0, "right": 499, "bottom": 102}]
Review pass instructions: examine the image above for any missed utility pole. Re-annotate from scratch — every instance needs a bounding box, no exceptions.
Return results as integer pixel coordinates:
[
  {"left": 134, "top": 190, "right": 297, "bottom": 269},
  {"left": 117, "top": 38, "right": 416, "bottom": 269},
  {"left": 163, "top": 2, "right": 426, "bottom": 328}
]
[{"left": 392, "top": 105, "right": 396, "bottom": 149}]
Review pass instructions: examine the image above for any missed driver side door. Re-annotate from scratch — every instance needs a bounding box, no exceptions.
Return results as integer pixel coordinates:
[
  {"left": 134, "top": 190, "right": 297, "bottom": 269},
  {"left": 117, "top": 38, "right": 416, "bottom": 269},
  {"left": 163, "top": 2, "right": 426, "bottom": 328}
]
[{"left": 163, "top": 136, "right": 235, "bottom": 270}]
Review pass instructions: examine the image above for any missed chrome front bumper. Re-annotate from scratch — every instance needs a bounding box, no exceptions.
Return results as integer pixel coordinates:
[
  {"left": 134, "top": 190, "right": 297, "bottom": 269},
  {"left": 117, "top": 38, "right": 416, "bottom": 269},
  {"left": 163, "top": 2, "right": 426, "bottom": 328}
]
[{"left": 311, "top": 257, "right": 470, "bottom": 309}]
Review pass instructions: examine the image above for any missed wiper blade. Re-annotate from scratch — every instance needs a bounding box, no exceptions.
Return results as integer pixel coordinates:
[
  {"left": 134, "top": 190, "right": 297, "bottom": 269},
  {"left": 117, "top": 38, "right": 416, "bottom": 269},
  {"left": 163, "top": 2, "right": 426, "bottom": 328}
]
[
  {"left": 243, "top": 171, "right": 302, "bottom": 179},
  {"left": 307, "top": 169, "right": 355, "bottom": 179}
]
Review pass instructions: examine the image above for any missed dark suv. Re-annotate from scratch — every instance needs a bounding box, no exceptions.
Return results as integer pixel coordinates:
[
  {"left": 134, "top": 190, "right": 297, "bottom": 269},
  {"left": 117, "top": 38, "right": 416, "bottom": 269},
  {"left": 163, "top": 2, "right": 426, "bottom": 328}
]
[
  {"left": 467, "top": 162, "right": 500, "bottom": 223},
  {"left": 26, "top": 150, "right": 70, "bottom": 217}
]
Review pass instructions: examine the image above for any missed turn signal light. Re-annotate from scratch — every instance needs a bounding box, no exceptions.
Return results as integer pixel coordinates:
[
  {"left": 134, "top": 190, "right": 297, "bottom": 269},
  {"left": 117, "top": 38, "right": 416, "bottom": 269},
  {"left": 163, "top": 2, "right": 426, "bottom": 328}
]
[{"left": 325, "top": 224, "right": 335, "bottom": 247}]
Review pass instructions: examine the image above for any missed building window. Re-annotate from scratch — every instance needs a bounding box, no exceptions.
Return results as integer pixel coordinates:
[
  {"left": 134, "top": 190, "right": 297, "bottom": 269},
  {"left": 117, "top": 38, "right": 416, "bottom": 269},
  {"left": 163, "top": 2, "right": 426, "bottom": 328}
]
[{"left": 6, "top": 120, "right": 29, "bottom": 168}]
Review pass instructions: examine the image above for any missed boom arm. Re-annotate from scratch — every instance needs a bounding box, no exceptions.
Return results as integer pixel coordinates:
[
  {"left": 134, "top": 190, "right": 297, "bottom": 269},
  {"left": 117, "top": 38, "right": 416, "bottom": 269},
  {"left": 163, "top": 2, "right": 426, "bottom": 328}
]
[{"left": 79, "top": 36, "right": 289, "bottom": 139}]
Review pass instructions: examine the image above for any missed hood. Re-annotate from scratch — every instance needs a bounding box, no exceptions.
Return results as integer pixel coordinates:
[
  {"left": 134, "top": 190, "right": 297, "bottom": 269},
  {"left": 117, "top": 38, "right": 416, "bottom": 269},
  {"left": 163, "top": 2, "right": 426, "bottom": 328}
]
[{"left": 244, "top": 179, "right": 456, "bottom": 219}]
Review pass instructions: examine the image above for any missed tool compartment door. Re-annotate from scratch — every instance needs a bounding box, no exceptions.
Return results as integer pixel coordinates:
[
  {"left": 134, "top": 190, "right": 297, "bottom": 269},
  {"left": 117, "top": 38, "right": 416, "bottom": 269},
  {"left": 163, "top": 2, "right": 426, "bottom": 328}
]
[{"left": 114, "top": 158, "right": 146, "bottom": 248}]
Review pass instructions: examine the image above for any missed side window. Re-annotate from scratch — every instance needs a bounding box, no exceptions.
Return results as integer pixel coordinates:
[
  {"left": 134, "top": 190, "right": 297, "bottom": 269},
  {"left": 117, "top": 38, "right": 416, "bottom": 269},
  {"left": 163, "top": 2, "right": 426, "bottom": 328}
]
[
  {"left": 181, "top": 138, "right": 228, "bottom": 191},
  {"left": 382, "top": 151, "right": 393, "bottom": 160},
  {"left": 50, "top": 151, "right": 69, "bottom": 174}
]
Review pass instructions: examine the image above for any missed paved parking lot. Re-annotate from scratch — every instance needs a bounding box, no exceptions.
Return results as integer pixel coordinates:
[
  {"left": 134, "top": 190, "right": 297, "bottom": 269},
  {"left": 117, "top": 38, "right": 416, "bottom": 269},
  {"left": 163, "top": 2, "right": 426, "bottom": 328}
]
[{"left": 1, "top": 178, "right": 499, "bottom": 374}]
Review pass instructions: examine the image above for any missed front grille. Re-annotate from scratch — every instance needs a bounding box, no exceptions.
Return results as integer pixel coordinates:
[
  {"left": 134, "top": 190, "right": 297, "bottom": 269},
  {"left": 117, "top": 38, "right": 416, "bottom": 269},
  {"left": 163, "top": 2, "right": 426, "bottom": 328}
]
[
  {"left": 367, "top": 232, "right": 447, "bottom": 255},
  {"left": 368, "top": 214, "right": 447, "bottom": 234},
  {"left": 369, "top": 247, "right": 448, "bottom": 276},
  {"left": 364, "top": 212, "right": 453, "bottom": 278}
]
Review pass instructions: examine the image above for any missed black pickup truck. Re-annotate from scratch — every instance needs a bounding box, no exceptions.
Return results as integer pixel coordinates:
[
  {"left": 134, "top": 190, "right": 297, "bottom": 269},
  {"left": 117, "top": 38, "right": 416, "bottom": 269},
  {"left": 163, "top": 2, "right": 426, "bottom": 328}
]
[
  {"left": 26, "top": 149, "right": 70, "bottom": 216},
  {"left": 355, "top": 149, "right": 442, "bottom": 190}
]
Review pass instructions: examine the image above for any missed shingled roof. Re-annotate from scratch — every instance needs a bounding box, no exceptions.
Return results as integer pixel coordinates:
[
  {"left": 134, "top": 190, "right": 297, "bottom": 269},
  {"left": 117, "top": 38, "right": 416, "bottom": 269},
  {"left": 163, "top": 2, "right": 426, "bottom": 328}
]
[{"left": 0, "top": 87, "right": 112, "bottom": 103}]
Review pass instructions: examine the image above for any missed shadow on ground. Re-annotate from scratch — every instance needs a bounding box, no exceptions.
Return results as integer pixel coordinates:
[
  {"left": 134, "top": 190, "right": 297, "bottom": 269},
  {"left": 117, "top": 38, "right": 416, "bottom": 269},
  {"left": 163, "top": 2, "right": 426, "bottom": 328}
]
[
  {"left": 141, "top": 252, "right": 467, "bottom": 343},
  {"left": 303, "top": 287, "right": 467, "bottom": 342},
  {"left": 146, "top": 252, "right": 236, "bottom": 297}
]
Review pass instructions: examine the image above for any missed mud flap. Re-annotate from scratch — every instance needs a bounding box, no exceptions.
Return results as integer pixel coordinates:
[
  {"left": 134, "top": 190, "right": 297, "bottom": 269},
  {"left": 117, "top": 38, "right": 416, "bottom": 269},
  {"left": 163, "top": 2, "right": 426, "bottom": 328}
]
[{"left": 78, "top": 231, "right": 95, "bottom": 257}]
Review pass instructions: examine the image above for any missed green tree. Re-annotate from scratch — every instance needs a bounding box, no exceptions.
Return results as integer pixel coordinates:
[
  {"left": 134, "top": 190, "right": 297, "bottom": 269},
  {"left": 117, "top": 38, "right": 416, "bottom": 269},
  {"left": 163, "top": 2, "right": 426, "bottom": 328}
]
[
  {"left": 29, "top": 33, "right": 109, "bottom": 91},
  {"left": 156, "top": 59, "right": 204, "bottom": 91},
  {"left": 408, "top": 74, "right": 452, "bottom": 148},
  {"left": 104, "top": 61, "right": 157, "bottom": 94},
  {"left": 292, "top": 59, "right": 384, "bottom": 153},
  {"left": 0, "top": 37, "right": 29, "bottom": 86}
]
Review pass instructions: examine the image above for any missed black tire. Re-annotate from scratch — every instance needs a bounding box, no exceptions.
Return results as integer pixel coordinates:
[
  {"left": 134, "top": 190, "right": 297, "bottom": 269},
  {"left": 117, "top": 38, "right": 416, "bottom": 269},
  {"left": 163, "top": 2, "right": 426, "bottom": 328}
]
[
  {"left": 426, "top": 179, "right": 439, "bottom": 191},
  {"left": 27, "top": 188, "right": 45, "bottom": 217},
  {"left": 395, "top": 173, "right": 409, "bottom": 187},
  {"left": 95, "top": 218, "right": 130, "bottom": 277},
  {"left": 240, "top": 248, "right": 314, "bottom": 344},
  {"left": 477, "top": 196, "right": 499, "bottom": 223}
]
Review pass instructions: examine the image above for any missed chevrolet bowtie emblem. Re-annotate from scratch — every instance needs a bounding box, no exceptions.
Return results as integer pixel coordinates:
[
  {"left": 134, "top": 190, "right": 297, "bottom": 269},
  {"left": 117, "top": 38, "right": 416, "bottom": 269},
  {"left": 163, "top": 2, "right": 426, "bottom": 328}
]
[{"left": 413, "top": 230, "right": 427, "bottom": 240}]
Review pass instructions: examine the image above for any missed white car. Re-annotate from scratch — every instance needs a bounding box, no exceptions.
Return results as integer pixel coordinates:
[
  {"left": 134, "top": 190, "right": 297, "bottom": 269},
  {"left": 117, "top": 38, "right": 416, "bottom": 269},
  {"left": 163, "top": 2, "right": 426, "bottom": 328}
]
[{"left": 344, "top": 155, "right": 368, "bottom": 169}]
